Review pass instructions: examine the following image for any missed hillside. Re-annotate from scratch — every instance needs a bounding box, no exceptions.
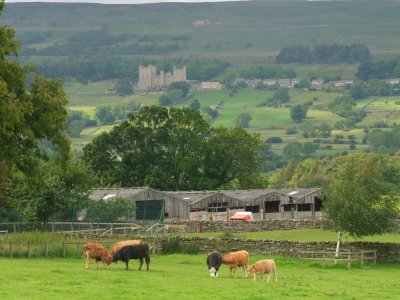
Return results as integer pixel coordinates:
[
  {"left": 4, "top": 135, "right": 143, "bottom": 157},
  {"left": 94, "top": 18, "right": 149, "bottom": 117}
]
[{"left": 2, "top": 0, "right": 400, "bottom": 66}]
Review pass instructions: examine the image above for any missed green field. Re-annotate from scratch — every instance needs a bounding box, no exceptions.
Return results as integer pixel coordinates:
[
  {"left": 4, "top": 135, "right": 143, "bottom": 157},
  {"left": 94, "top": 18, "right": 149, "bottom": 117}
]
[
  {"left": 65, "top": 83, "right": 390, "bottom": 153},
  {"left": 0, "top": 255, "right": 398, "bottom": 300}
]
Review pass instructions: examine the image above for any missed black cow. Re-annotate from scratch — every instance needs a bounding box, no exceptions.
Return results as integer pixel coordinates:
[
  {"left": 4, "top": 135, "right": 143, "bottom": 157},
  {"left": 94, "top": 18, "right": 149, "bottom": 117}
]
[
  {"left": 206, "top": 251, "right": 222, "bottom": 277},
  {"left": 112, "top": 243, "right": 150, "bottom": 271}
]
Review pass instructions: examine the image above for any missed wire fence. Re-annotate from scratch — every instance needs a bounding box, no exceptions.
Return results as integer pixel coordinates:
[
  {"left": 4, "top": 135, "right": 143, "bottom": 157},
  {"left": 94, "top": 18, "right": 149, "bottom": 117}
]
[{"left": 0, "top": 221, "right": 164, "bottom": 236}]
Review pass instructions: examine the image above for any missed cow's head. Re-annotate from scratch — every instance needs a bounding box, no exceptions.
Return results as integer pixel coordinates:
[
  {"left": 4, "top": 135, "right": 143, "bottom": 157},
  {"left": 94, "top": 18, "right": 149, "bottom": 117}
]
[
  {"left": 112, "top": 252, "right": 120, "bottom": 263},
  {"left": 247, "top": 265, "right": 256, "bottom": 275},
  {"left": 209, "top": 267, "right": 219, "bottom": 277},
  {"left": 105, "top": 253, "right": 112, "bottom": 265}
]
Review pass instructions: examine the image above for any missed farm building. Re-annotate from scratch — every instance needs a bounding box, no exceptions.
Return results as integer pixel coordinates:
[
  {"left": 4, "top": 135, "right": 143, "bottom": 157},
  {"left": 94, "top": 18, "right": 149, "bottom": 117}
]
[
  {"left": 165, "top": 188, "right": 321, "bottom": 221},
  {"left": 88, "top": 187, "right": 190, "bottom": 220},
  {"left": 88, "top": 187, "right": 321, "bottom": 221}
]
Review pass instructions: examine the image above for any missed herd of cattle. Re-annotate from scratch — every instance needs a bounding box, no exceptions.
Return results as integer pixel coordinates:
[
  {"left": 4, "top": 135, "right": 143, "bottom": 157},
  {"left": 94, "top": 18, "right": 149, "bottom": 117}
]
[{"left": 83, "top": 240, "right": 277, "bottom": 282}]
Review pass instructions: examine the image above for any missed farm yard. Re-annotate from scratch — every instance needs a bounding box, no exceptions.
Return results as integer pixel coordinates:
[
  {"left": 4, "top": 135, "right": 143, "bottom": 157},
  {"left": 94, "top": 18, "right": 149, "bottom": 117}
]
[{"left": 0, "top": 254, "right": 399, "bottom": 300}]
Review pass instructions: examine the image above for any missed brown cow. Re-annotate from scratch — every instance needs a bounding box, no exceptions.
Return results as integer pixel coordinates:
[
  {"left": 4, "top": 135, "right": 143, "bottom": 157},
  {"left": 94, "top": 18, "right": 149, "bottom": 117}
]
[
  {"left": 83, "top": 242, "right": 112, "bottom": 269},
  {"left": 247, "top": 259, "right": 278, "bottom": 283},
  {"left": 110, "top": 240, "right": 144, "bottom": 256},
  {"left": 221, "top": 250, "right": 249, "bottom": 278}
]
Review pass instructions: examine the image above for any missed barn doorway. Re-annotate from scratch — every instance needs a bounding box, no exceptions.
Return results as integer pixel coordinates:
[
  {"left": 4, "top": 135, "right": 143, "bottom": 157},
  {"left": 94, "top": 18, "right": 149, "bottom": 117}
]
[{"left": 136, "top": 200, "right": 165, "bottom": 221}]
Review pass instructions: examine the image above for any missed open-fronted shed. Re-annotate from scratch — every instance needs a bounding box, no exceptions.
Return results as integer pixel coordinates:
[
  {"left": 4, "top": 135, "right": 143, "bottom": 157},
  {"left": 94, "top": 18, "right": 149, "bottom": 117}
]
[{"left": 89, "top": 187, "right": 190, "bottom": 220}]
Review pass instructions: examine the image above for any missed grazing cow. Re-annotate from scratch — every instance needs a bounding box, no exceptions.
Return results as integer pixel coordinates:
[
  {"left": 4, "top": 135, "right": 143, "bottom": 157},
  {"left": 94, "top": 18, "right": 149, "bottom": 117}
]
[
  {"left": 247, "top": 259, "right": 278, "bottom": 283},
  {"left": 110, "top": 239, "right": 144, "bottom": 256},
  {"left": 221, "top": 250, "right": 249, "bottom": 278},
  {"left": 83, "top": 242, "right": 112, "bottom": 269},
  {"left": 206, "top": 251, "right": 222, "bottom": 277},
  {"left": 112, "top": 243, "right": 150, "bottom": 271}
]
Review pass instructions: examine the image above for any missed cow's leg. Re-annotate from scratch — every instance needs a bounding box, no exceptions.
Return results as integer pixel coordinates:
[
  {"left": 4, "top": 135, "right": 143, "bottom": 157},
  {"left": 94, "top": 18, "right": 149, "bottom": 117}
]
[
  {"left": 95, "top": 259, "right": 99, "bottom": 270},
  {"left": 233, "top": 267, "right": 237, "bottom": 279},
  {"left": 267, "top": 273, "right": 271, "bottom": 283},
  {"left": 85, "top": 254, "right": 89, "bottom": 269},
  {"left": 125, "top": 259, "right": 129, "bottom": 270},
  {"left": 274, "top": 270, "right": 278, "bottom": 282},
  {"left": 102, "top": 259, "right": 107, "bottom": 269},
  {"left": 145, "top": 256, "right": 150, "bottom": 271},
  {"left": 138, "top": 258, "right": 143, "bottom": 271},
  {"left": 253, "top": 273, "right": 256, "bottom": 281}
]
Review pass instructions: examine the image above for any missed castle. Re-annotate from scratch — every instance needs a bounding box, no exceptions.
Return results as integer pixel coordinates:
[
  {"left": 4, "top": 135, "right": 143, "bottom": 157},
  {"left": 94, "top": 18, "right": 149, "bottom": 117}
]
[{"left": 137, "top": 65, "right": 187, "bottom": 90}]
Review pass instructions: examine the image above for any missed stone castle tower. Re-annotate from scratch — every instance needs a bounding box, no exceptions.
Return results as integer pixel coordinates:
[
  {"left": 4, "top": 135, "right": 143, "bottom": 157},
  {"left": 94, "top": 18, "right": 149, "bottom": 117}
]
[{"left": 138, "top": 65, "right": 186, "bottom": 90}]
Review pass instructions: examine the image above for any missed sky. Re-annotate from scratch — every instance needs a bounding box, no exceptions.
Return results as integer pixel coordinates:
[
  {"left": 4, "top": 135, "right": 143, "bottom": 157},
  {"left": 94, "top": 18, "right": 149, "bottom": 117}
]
[{"left": 7, "top": 0, "right": 247, "bottom": 4}]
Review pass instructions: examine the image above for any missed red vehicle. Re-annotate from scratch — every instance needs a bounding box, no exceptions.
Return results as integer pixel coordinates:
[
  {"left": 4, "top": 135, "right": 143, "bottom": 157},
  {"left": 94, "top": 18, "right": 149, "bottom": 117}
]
[{"left": 230, "top": 212, "right": 253, "bottom": 222}]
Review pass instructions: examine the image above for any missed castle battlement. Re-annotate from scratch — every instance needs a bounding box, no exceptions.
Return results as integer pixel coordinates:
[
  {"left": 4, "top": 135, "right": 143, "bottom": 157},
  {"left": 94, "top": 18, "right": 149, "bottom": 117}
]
[{"left": 138, "top": 64, "right": 186, "bottom": 90}]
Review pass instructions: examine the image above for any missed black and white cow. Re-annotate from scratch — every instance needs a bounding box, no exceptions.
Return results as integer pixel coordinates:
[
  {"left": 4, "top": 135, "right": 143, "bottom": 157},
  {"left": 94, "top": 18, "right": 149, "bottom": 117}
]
[
  {"left": 206, "top": 251, "right": 222, "bottom": 277},
  {"left": 112, "top": 243, "right": 150, "bottom": 271}
]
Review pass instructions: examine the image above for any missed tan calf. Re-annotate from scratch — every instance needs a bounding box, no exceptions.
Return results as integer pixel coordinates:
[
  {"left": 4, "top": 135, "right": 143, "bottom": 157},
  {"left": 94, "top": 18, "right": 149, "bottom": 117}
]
[
  {"left": 83, "top": 242, "right": 112, "bottom": 269},
  {"left": 221, "top": 250, "right": 249, "bottom": 278},
  {"left": 247, "top": 259, "right": 277, "bottom": 283}
]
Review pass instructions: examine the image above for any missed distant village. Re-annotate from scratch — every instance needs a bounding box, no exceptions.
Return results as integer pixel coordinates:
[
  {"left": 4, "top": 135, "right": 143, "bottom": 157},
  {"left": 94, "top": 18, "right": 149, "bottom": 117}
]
[{"left": 137, "top": 64, "right": 400, "bottom": 91}]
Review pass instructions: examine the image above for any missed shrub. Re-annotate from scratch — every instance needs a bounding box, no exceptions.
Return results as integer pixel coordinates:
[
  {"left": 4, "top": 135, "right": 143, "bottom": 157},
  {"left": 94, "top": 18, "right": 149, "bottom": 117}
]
[{"left": 266, "top": 136, "right": 283, "bottom": 143}]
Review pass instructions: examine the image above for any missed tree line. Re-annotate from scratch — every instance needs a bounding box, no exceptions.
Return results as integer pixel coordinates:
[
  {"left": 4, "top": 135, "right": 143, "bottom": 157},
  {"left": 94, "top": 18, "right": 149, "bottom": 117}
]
[
  {"left": 276, "top": 44, "right": 370, "bottom": 64},
  {"left": 35, "top": 57, "right": 229, "bottom": 84}
]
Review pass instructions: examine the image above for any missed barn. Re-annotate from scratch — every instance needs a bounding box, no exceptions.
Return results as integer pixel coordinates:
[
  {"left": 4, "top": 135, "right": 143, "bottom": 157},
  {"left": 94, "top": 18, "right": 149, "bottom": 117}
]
[
  {"left": 165, "top": 188, "right": 321, "bottom": 221},
  {"left": 88, "top": 187, "right": 320, "bottom": 221},
  {"left": 89, "top": 187, "right": 190, "bottom": 220}
]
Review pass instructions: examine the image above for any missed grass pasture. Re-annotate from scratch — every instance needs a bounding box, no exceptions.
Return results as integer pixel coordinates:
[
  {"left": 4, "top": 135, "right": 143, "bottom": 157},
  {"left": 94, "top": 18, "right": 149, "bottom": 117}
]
[{"left": 0, "top": 255, "right": 399, "bottom": 300}]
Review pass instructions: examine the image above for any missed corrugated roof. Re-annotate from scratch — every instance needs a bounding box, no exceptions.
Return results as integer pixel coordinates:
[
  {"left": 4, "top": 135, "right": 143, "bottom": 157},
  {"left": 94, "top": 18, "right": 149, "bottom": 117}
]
[
  {"left": 89, "top": 187, "right": 149, "bottom": 201},
  {"left": 164, "top": 190, "right": 219, "bottom": 204}
]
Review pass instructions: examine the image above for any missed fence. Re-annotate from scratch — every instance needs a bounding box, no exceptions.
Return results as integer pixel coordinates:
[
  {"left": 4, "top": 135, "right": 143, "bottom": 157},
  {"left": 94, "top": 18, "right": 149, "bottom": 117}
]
[
  {"left": 0, "top": 221, "right": 163, "bottom": 235},
  {"left": 298, "top": 249, "right": 377, "bottom": 269},
  {"left": 0, "top": 240, "right": 159, "bottom": 258}
]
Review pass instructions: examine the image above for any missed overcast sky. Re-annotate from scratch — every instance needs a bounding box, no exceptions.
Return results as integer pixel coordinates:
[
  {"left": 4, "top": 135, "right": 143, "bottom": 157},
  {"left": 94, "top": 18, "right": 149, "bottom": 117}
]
[{"left": 7, "top": 0, "right": 247, "bottom": 4}]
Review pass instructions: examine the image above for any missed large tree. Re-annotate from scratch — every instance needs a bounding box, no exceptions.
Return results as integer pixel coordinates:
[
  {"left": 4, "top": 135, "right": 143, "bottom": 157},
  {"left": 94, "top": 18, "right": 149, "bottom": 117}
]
[
  {"left": 322, "top": 154, "right": 399, "bottom": 257},
  {"left": 0, "top": 1, "right": 70, "bottom": 195},
  {"left": 83, "top": 106, "right": 264, "bottom": 190}
]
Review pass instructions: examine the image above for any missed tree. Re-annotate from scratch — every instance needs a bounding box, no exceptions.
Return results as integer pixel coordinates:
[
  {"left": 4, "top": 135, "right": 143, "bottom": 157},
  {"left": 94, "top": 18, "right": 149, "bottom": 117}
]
[
  {"left": 235, "top": 113, "right": 252, "bottom": 128},
  {"left": 268, "top": 88, "right": 290, "bottom": 105},
  {"left": 83, "top": 106, "right": 264, "bottom": 190},
  {"left": 168, "top": 81, "right": 191, "bottom": 96},
  {"left": 115, "top": 78, "right": 133, "bottom": 96},
  {"left": 290, "top": 104, "right": 308, "bottom": 123},
  {"left": 190, "top": 99, "right": 201, "bottom": 111},
  {"left": 203, "top": 126, "right": 264, "bottom": 189},
  {"left": 1, "top": 2, "right": 70, "bottom": 201},
  {"left": 9, "top": 160, "right": 95, "bottom": 227},
  {"left": 322, "top": 154, "right": 399, "bottom": 257},
  {"left": 95, "top": 105, "right": 115, "bottom": 124},
  {"left": 85, "top": 197, "right": 135, "bottom": 222}
]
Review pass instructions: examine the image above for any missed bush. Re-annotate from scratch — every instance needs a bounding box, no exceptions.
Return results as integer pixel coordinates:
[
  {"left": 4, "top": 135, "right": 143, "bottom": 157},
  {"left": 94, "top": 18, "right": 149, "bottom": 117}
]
[
  {"left": 266, "top": 136, "right": 283, "bottom": 143},
  {"left": 286, "top": 128, "right": 297, "bottom": 134},
  {"left": 162, "top": 239, "right": 200, "bottom": 255}
]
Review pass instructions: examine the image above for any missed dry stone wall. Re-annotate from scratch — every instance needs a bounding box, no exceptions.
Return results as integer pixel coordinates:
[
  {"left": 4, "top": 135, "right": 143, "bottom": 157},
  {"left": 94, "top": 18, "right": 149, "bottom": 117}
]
[
  {"left": 153, "top": 237, "right": 400, "bottom": 263},
  {"left": 165, "top": 219, "right": 400, "bottom": 233}
]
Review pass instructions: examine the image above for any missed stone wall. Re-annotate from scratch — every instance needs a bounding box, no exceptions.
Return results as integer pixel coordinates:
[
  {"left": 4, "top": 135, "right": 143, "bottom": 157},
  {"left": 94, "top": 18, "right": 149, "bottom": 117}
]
[
  {"left": 152, "top": 237, "right": 400, "bottom": 263},
  {"left": 165, "top": 219, "right": 400, "bottom": 233},
  {"left": 166, "top": 219, "right": 331, "bottom": 233}
]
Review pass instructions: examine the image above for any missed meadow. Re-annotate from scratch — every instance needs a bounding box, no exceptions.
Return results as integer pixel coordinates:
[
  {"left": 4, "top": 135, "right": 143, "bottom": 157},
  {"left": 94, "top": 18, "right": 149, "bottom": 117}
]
[{"left": 0, "top": 254, "right": 399, "bottom": 300}]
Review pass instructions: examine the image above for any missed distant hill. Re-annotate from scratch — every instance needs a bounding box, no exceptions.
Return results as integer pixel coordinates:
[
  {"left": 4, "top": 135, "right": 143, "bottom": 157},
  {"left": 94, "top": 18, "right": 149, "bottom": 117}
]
[{"left": 2, "top": 0, "right": 400, "bottom": 67}]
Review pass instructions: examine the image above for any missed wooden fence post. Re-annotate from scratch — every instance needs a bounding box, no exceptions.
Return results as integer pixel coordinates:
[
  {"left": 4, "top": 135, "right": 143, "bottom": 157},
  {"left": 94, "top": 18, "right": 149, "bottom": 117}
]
[
  {"left": 9, "top": 241, "right": 12, "bottom": 258},
  {"left": 347, "top": 250, "right": 351, "bottom": 270},
  {"left": 77, "top": 241, "right": 80, "bottom": 256},
  {"left": 45, "top": 242, "right": 48, "bottom": 258},
  {"left": 322, "top": 253, "right": 326, "bottom": 269},
  {"left": 27, "top": 241, "right": 30, "bottom": 258},
  {"left": 361, "top": 252, "right": 364, "bottom": 268},
  {"left": 374, "top": 250, "right": 377, "bottom": 264},
  {"left": 62, "top": 241, "right": 66, "bottom": 258}
]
